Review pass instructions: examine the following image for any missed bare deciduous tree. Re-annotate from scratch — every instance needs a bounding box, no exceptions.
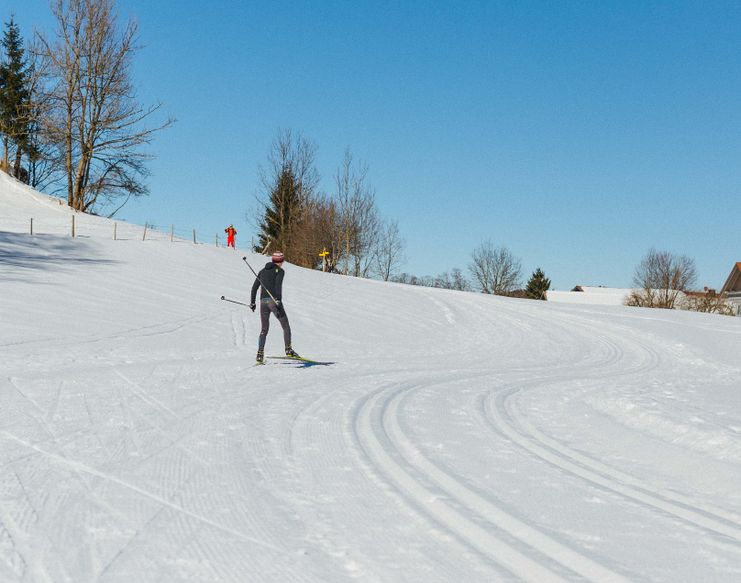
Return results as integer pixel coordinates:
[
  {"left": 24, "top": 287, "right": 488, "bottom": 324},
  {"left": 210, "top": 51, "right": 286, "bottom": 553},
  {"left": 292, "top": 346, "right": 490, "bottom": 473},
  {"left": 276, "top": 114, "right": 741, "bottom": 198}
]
[
  {"left": 391, "top": 270, "right": 469, "bottom": 290},
  {"left": 373, "top": 219, "right": 405, "bottom": 281},
  {"left": 24, "top": 40, "right": 59, "bottom": 189},
  {"left": 434, "top": 271, "right": 472, "bottom": 290},
  {"left": 450, "top": 268, "right": 470, "bottom": 291},
  {"left": 335, "top": 149, "right": 380, "bottom": 277},
  {"left": 38, "top": 0, "right": 173, "bottom": 214},
  {"left": 469, "top": 240, "right": 522, "bottom": 295},
  {"left": 626, "top": 248, "right": 697, "bottom": 309},
  {"left": 292, "top": 194, "right": 340, "bottom": 270},
  {"left": 391, "top": 272, "right": 411, "bottom": 284},
  {"left": 433, "top": 272, "right": 454, "bottom": 289}
]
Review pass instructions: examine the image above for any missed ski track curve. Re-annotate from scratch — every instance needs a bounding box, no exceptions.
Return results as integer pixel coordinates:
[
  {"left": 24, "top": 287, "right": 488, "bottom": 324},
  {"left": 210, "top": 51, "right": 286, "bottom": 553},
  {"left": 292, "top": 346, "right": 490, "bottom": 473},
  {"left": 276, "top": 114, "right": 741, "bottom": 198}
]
[
  {"left": 477, "top": 304, "right": 741, "bottom": 546},
  {"left": 286, "top": 368, "right": 505, "bottom": 582},
  {"left": 351, "top": 373, "right": 634, "bottom": 583},
  {"left": 485, "top": 387, "right": 741, "bottom": 542}
]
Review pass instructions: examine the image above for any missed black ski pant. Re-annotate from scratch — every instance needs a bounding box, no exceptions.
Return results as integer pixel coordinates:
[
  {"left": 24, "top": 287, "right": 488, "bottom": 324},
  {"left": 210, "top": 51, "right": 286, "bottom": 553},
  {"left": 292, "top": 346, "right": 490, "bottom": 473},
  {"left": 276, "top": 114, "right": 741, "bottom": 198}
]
[{"left": 258, "top": 298, "right": 291, "bottom": 352}]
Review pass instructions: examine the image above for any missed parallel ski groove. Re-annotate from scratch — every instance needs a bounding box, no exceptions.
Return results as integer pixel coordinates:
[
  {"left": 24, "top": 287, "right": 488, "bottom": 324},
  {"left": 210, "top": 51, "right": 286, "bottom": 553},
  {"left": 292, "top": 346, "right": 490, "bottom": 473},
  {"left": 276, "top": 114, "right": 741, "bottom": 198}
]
[
  {"left": 485, "top": 387, "right": 741, "bottom": 543},
  {"left": 354, "top": 381, "right": 633, "bottom": 582},
  {"left": 477, "top": 313, "right": 741, "bottom": 545},
  {"left": 386, "top": 386, "right": 633, "bottom": 583}
]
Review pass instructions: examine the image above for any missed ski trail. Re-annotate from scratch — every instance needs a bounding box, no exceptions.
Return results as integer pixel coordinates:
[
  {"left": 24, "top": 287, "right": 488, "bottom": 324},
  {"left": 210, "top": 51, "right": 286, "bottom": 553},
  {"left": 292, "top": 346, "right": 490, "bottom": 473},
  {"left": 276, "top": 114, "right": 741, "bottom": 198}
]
[
  {"left": 354, "top": 386, "right": 561, "bottom": 582},
  {"left": 386, "top": 384, "right": 632, "bottom": 583},
  {"left": 0, "top": 500, "right": 53, "bottom": 583},
  {"left": 0, "top": 430, "right": 296, "bottom": 559},
  {"left": 475, "top": 312, "right": 741, "bottom": 545},
  {"left": 229, "top": 312, "right": 248, "bottom": 348},
  {"left": 2, "top": 378, "right": 137, "bottom": 579},
  {"left": 485, "top": 386, "right": 741, "bottom": 544},
  {"left": 114, "top": 368, "right": 181, "bottom": 419},
  {"left": 354, "top": 381, "right": 632, "bottom": 582},
  {"left": 0, "top": 312, "right": 215, "bottom": 350},
  {"left": 111, "top": 369, "right": 213, "bottom": 470},
  {"left": 428, "top": 294, "right": 456, "bottom": 325}
]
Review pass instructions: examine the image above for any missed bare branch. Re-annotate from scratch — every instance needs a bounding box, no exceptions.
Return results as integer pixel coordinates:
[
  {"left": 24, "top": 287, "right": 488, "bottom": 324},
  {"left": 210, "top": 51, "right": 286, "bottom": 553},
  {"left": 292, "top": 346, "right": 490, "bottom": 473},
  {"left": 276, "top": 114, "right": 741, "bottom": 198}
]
[
  {"left": 37, "top": 0, "right": 173, "bottom": 214},
  {"left": 469, "top": 240, "right": 522, "bottom": 295},
  {"left": 627, "top": 248, "right": 697, "bottom": 309}
]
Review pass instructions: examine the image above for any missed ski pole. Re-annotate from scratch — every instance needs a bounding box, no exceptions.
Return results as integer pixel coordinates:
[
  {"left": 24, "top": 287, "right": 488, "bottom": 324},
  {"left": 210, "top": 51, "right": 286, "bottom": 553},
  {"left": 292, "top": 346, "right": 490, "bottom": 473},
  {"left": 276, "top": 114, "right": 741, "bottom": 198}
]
[
  {"left": 242, "top": 256, "right": 280, "bottom": 304},
  {"left": 220, "top": 295, "right": 250, "bottom": 307}
]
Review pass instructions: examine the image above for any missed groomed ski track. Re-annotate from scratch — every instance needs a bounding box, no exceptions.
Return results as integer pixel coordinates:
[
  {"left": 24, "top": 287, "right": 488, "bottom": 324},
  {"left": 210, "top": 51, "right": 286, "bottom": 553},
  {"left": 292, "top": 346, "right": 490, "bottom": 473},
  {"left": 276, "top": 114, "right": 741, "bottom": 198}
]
[{"left": 2, "top": 173, "right": 741, "bottom": 581}]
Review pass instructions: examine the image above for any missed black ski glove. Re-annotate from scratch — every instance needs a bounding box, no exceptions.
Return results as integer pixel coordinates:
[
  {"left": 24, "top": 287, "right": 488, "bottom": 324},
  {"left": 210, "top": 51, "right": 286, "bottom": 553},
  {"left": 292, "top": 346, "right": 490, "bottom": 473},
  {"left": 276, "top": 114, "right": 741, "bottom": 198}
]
[{"left": 250, "top": 303, "right": 256, "bottom": 312}]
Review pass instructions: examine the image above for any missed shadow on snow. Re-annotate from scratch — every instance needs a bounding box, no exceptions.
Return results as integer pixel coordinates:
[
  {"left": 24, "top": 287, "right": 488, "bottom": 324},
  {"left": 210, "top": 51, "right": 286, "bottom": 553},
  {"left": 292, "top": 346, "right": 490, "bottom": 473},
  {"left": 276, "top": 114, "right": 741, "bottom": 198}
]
[{"left": 0, "top": 231, "right": 117, "bottom": 280}]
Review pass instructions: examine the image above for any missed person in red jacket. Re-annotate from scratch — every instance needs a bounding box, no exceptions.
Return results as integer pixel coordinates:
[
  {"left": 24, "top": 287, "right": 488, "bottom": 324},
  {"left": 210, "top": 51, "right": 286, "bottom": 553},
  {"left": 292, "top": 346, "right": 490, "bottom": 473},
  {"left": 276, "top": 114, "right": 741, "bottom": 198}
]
[{"left": 224, "top": 224, "right": 237, "bottom": 249}]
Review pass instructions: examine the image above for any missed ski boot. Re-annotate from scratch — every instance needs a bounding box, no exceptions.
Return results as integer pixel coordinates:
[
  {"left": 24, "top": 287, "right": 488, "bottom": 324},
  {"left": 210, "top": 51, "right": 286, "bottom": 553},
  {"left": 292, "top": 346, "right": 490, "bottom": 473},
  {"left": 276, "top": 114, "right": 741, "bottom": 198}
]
[
  {"left": 285, "top": 346, "right": 301, "bottom": 359},
  {"left": 256, "top": 350, "right": 264, "bottom": 365}
]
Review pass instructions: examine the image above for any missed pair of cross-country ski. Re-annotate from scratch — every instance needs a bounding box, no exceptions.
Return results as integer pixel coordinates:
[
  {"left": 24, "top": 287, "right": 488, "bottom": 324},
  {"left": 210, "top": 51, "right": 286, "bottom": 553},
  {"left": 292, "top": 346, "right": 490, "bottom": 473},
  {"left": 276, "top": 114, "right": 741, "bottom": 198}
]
[{"left": 255, "top": 355, "right": 334, "bottom": 367}]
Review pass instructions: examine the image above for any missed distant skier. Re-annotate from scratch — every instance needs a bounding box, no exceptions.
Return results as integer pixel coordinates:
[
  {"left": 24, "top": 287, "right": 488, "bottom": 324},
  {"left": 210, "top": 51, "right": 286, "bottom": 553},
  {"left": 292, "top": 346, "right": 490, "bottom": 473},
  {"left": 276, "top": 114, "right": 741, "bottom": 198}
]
[
  {"left": 225, "top": 224, "right": 237, "bottom": 249},
  {"left": 249, "top": 251, "right": 300, "bottom": 364}
]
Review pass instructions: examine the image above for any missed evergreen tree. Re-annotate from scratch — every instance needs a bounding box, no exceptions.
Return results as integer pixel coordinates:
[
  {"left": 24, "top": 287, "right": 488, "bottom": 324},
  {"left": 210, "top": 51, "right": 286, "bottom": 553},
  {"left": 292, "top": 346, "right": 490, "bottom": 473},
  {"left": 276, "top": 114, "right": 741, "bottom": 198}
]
[
  {"left": 0, "top": 16, "right": 30, "bottom": 177},
  {"left": 525, "top": 267, "right": 551, "bottom": 300},
  {"left": 255, "top": 131, "right": 320, "bottom": 265},
  {"left": 256, "top": 166, "right": 303, "bottom": 255}
]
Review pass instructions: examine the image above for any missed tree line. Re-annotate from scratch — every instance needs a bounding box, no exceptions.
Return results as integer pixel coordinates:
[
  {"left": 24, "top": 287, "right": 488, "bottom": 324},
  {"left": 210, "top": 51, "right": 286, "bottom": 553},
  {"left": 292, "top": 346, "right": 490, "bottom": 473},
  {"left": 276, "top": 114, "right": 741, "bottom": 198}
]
[
  {"left": 253, "top": 129, "right": 554, "bottom": 299},
  {"left": 0, "top": 1, "right": 172, "bottom": 216},
  {"left": 253, "top": 129, "right": 406, "bottom": 278},
  {"left": 391, "top": 240, "right": 551, "bottom": 300}
]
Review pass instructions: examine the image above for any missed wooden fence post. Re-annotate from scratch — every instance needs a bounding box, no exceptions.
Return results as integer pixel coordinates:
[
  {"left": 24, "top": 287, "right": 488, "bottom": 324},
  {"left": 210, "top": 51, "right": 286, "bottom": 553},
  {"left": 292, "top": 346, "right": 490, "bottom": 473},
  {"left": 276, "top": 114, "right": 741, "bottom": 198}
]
[
  {"left": 71, "top": 215, "right": 75, "bottom": 238},
  {"left": 142, "top": 222, "right": 148, "bottom": 241},
  {"left": 30, "top": 218, "right": 33, "bottom": 235},
  {"left": 114, "top": 222, "right": 117, "bottom": 240},
  {"left": 171, "top": 224, "right": 174, "bottom": 242},
  {"left": 193, "top": 229, "right": 196, "bottom": 244}
]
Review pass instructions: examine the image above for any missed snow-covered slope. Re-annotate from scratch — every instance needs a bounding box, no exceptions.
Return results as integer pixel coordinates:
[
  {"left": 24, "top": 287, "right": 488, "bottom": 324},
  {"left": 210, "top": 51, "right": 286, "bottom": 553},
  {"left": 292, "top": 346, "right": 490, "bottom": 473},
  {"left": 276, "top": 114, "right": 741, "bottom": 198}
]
[{"left": 2, "top": 172, "right": 741, "bottom": 582}]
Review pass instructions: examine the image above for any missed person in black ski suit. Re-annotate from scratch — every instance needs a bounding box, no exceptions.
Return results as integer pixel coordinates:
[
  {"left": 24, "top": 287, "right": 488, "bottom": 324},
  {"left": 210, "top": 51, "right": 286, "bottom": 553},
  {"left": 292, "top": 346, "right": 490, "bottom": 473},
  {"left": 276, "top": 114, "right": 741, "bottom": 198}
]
[{"left": 249, "top": 251, "right": 300, "bottom": 364}]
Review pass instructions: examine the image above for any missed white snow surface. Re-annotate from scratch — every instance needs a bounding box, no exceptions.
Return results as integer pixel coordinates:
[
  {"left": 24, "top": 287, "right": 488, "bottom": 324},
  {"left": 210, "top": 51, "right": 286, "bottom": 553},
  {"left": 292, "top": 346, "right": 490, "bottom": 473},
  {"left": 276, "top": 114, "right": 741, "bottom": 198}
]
[
  {"left": 547, "top": 287, "right": 633, "bottom": 306},
  {"left": 2, "top": 171, "right": 741, "bottom": 582}
]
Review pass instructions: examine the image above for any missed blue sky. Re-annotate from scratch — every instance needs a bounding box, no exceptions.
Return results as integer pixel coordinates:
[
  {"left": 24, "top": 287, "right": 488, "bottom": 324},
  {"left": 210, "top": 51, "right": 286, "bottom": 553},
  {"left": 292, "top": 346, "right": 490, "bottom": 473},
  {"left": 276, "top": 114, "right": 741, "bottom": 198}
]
[{"left": 5, "top": 1, "right": 741, "bottom": 290}]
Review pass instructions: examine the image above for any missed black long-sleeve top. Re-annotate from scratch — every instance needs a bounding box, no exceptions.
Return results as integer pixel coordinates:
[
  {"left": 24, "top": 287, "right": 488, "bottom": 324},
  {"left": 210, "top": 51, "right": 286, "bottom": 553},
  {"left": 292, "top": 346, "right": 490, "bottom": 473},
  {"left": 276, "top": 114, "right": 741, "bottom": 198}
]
[{"left": 250, "top": 262, "right": 285, "bottom": 303}]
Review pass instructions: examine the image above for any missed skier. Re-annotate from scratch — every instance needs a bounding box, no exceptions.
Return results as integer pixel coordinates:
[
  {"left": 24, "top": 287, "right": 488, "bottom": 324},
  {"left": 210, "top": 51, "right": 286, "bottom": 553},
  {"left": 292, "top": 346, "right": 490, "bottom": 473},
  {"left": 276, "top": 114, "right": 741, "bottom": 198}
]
[
  {"left": 225, "top": 224, "right": 237, "bottom": 249},
  {"left": 249, "top": 251, "right": 300, "bottom": 364}
]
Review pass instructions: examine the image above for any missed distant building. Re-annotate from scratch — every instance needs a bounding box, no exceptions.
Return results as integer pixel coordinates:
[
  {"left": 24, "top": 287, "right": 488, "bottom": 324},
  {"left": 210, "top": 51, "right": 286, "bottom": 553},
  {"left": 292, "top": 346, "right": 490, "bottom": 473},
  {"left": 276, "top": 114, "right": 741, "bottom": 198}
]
[
  {"left": 720, "top": 262, "right": 741, "bottom": 316},
  {"left": 546, "top": 286, "right": 634, "bottom": 306}
]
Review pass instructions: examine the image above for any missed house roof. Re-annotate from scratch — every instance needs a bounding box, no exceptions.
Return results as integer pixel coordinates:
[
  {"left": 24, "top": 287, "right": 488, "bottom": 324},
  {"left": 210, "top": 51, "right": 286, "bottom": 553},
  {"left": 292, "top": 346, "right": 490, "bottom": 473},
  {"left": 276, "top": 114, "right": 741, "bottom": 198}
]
[{"left": 721, "top": 262, "right": 741, "bottom": 294}]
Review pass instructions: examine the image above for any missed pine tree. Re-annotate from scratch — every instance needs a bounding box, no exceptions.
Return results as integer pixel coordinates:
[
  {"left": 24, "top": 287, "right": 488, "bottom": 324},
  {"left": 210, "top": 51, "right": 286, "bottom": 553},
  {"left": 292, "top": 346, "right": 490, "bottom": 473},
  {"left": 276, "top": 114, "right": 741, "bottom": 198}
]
[
  {"left": 525, "top": 268, "right": 551, "bottom": 300},
  {"left": 0, "top": 17, "right": 30, "bottom": 177},
  {"left": 256, "top": 166, "right": 303, "bottom": 255}
]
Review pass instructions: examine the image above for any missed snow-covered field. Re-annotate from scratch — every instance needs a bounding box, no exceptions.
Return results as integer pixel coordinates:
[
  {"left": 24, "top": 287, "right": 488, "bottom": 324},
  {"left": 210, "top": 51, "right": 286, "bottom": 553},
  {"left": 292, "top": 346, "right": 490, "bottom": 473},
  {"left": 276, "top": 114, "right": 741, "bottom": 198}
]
[{"left": 2, "top": 172, "right": 741, "bottom": 582}]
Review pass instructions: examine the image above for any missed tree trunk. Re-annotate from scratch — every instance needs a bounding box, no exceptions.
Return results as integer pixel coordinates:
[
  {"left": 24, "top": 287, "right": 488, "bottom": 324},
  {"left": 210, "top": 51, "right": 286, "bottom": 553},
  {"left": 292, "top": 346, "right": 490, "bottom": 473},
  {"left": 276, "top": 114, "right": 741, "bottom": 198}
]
[
  {"left": 66, "top": 130, "right": 74, "bottom": 207},
  {"left": 13, "top": 147, "right": 23, "bottom": 180}
]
